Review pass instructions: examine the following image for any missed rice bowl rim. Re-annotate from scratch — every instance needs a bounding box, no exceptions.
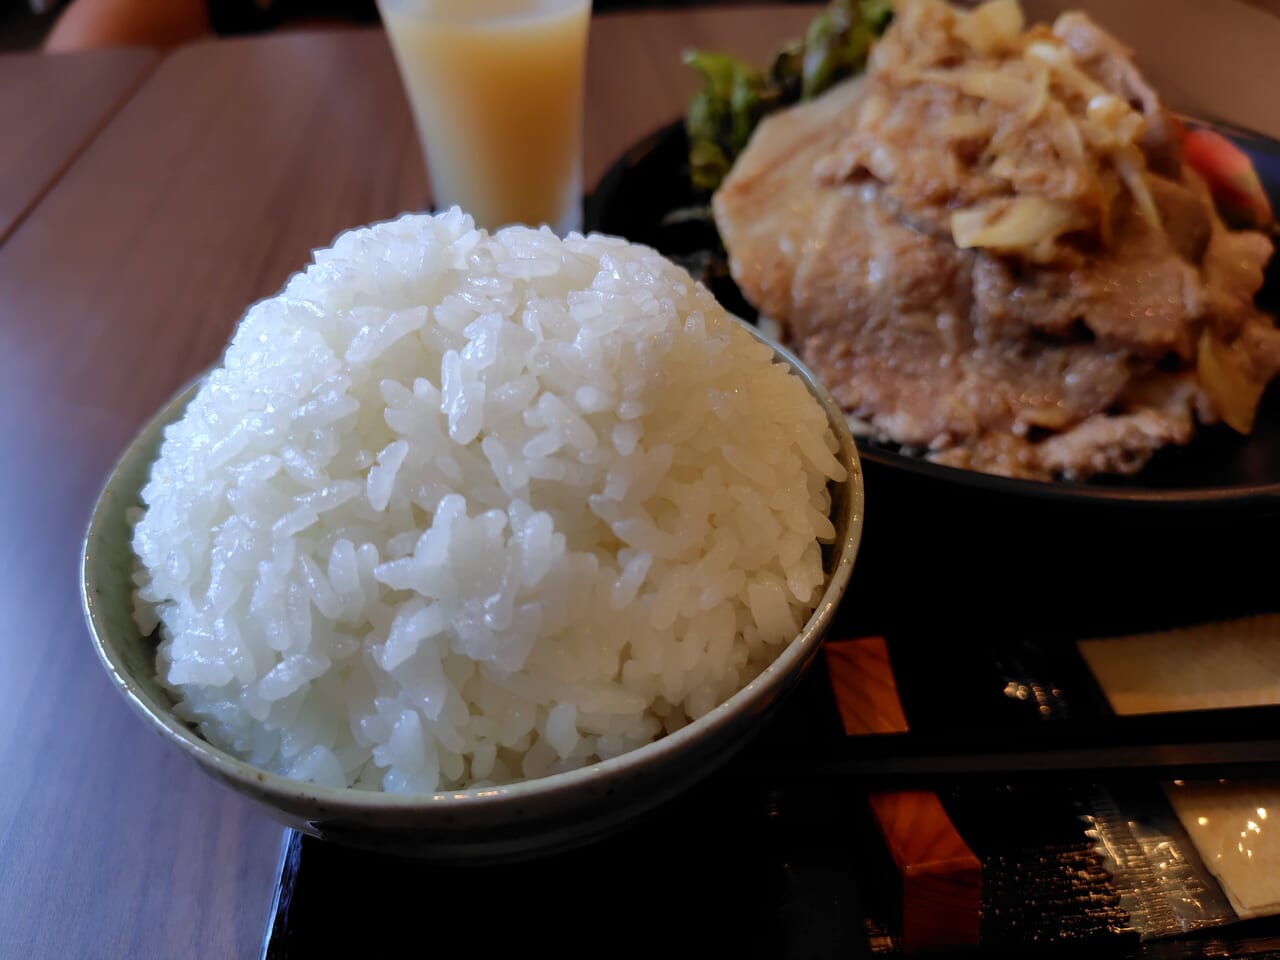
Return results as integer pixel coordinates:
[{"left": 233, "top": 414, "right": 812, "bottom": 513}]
[{"left": 81, "top": 316, "right": 864, "bottom": 815}]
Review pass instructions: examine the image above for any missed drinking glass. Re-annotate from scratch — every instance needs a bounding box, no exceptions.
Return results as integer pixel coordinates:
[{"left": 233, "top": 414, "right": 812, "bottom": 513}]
[{"left": 378, "top": 0, "right": 592, "bottom": 235}]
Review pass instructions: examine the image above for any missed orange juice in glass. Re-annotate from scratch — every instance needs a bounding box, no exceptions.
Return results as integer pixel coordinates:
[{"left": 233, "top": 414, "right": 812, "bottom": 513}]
[{"left": 378, "top": 0, "right": 592, "bottom": 234}]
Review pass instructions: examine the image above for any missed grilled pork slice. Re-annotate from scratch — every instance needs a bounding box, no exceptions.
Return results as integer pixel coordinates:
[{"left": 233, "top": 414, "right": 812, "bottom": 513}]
[{"left": 712, "top": 0, "right": 1279, "bottom": 481}]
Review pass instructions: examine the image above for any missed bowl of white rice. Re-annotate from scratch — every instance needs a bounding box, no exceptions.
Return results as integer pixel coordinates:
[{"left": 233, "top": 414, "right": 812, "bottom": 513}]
[{"left": 82, "top": 210, "right": 863, "bottom": 861}]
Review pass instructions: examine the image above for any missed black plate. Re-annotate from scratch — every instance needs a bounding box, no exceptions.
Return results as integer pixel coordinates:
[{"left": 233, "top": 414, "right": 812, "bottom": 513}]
[{"left": 585, "top": 119, "right": 1280, "bottom": 513}]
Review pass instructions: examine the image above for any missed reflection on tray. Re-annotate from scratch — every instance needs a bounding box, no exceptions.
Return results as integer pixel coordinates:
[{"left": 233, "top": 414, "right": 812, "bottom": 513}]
[{"left": 798, "top": 617, "right": 1280, "bottom": 954}]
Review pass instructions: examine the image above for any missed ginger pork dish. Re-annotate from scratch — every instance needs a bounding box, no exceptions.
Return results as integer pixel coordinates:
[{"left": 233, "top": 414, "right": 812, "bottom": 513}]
[{"left": 711, "top": 0, "right": 1279, "bottom": 481}]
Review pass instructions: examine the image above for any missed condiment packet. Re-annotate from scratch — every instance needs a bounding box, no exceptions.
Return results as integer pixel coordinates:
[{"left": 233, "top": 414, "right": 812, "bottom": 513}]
[{"left": 1077, "top": 613, "right": 1280, "bottom": 716}]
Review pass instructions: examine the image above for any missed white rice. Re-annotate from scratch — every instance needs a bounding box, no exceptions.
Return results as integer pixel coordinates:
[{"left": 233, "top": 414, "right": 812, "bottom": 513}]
[{"left": 129, "top": 209, "right": 846, "bottom": 794}]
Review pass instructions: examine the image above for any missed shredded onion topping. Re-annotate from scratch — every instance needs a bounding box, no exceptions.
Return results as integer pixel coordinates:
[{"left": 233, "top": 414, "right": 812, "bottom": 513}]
[{"left": 828, "top": 0, "right": 1169, "bottom": 259}]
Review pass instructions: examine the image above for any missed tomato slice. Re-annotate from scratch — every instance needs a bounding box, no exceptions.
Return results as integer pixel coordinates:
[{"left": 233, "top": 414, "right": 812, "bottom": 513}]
[{"left": 1181, "top": 126, "right": 1275, "bottom": 230}]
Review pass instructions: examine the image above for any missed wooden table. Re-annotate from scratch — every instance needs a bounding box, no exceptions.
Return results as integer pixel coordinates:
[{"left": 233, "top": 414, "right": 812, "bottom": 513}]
[
  {"left": 0, "top": 46, "right": 157, "bottom": 244},
  {"left": 2, "top": 4, "right": 1279, "bottom": 957}
]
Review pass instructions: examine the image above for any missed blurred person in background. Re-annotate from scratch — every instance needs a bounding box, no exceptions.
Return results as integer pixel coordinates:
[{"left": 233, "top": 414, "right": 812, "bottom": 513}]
[
  {"left": 43, "top": 0, "right": 379, "bottom": 51},
  {"left": 40, "top": 0, "right": 743, "bottom": 53}
]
